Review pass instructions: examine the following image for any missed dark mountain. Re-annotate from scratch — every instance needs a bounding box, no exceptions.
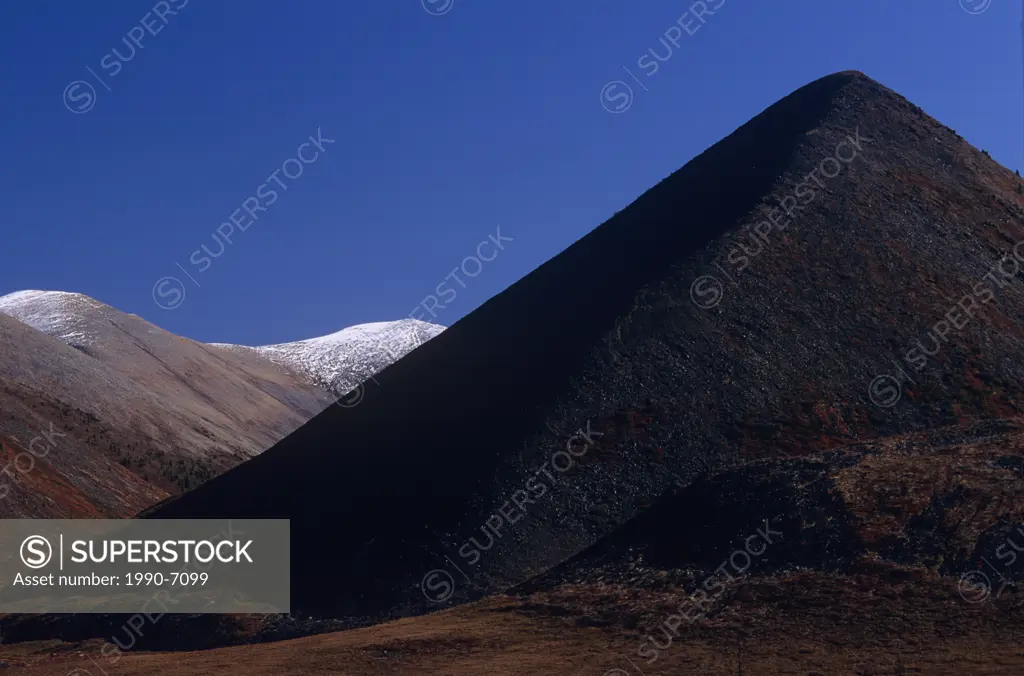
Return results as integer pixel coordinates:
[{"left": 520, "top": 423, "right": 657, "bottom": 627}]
[
  {"left": 143, "top": 70, "right": 1024, "bottom": 628},
  {"left": 517, "top": 418, "right": 1024, "bottom": 596}
]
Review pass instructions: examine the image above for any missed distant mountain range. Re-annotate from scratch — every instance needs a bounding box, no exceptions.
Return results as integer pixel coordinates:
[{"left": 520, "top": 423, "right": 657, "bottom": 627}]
[{"left": 0, "top": 290, "right": 443, "bottom": 517}]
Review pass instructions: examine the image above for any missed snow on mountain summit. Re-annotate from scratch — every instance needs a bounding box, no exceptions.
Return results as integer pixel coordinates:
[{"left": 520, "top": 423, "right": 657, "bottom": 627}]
[
  {"left": 0, "top": 289, "right": 339, "bottom": 496},
  {"left": 0, "top": 289, "right": 445, "bottom": 401},
  {"left": 0, "top": 290, "right": 112, "bottom": 347},
  {"left": 212, "top": 318, "right": 445, "bottom": 395}
]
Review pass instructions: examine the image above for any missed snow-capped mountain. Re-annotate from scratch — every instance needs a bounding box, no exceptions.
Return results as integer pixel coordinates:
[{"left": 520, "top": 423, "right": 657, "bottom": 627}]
[
  {"left": 0, "top": 290, "right": 107, "bottom": 347},
  {"left": 0, "top": 290, "right": 338, "bottom": 508},
  {"left": 212, "top": 319, "right": 445, "bottom": 396},
  {"left": 0, "top": 289, "right": 441, "bottom": 516}
]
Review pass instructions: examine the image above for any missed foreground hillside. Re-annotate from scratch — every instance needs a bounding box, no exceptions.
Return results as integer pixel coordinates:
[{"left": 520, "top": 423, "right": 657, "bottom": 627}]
[
  {"left": 5, "top": 419, "right": 1024, "bottom": 674},
  {"left": 143, "top": 70, "right": 1024, "bottom": 628},
  {"left": 3, "top": 588, "right": 1021, "bottom": 675}
]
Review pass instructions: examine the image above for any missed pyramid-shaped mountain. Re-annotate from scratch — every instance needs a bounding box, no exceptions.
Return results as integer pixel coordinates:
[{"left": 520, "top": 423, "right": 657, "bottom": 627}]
[{"left": 145, "top": 71, "right": 1024, "bottom": 624}]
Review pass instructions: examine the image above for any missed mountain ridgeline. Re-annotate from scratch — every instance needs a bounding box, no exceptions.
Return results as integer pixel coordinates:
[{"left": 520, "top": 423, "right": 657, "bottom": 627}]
[
  {"left": 140, "top": 70, "right": 1024, "bottom": 627},
  {"left": 0, "top": 291, "right": 442, "bottom": 516}
]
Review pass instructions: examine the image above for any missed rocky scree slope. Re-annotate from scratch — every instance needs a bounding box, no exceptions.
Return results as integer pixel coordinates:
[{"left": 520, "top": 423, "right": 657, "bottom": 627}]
[{"left": 144, "top": 71, "right": 1024, "bottom": 625}]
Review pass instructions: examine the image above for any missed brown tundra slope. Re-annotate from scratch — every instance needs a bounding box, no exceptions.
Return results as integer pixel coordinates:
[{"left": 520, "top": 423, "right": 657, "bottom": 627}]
[
  {"left": 0, "top": 293, "right": 334, "bottom": 517},
  {"left": 140, "top": 70, "right": 1024, "bottom": 628},
  {"left": 0, "top": 373, "right": 168, "bottom": 519}
]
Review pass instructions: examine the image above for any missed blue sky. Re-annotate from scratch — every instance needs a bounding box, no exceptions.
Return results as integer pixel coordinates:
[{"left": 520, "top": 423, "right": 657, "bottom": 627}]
[{"left": 0, "top": 0, "right": 1016, "bottom": 345}]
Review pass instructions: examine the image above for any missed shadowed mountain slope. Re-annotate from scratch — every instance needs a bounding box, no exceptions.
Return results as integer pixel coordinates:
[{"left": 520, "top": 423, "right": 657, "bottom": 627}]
[
  {"left": 10, "top": 419, "right": 1024, "bottom": 655},
  {"left": 146, "top": 70, "right": 1024, "bottom": 624},
  {"left": 517, "top": 418, "right": 1024, "bottom": 595}
]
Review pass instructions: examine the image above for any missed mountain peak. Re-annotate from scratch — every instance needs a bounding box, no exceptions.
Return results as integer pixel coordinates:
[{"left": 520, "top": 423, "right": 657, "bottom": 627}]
[
  {"left": 0, "top": 289, "right": 101, "bottom": 307},
  {"left": 144, "top": 70, "right": 1024, "bottom": 623},
  {"left": 0, "top": 289, "right": 112, "bottom": 345},
  {"left": 1, "top": 286, "right": 444, "bottom": 409},
  {"left": 214, "top": 318, "right": 446, "bottom": 395},
  {"left": 283, "top": 317, "right": 441, "bottom": 347}
]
